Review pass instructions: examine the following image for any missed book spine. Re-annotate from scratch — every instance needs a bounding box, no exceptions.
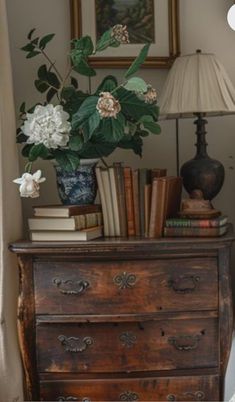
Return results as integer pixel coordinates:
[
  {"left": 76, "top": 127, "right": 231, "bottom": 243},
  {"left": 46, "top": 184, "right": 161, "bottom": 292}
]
[
  {"left": 101, "top": 168, "right": 115, "bottom": 237},
  {"left": 149, "top": 178, "right": 167, "bottom": 238},
  {"left": 95, "top": 167, "right": 109, "bottom": 236},
  {"left": 164, "top": 225, "right": 227, "bottom": 237},
  {"left": 124, "top": 167, "right": 135, "bottom": 236},
  {"left": 132, "top": 169, "right": 140, "bottom": 236},
  {"left": 144, "top": 184, "right": 152, "bottom": 237},
  {"left": 114, "top": 164, "right": 127, "bottom": 237},
  {"left": 166, "top": 217, "right": 227, "bottom": 228},
  {"left": 109, "top": 167, "right": 121, "bottom": 236}
]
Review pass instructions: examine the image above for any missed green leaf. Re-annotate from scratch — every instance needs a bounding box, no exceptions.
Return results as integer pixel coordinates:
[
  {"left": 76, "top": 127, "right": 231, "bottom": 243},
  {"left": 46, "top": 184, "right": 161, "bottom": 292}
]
[
  {"left": 71, "top": 77, "right": 78, "bottom": 89},
  {"left": 37, "top": 65, "right": 47, "bottom": 81},
  {"left": 124, "top": 77, "right": 148, "bottom": 93},
  {"left": 137, "top": 129, "right": 149, "bottom": 137},
  {"left": 139, "top": 115, "right": 154, "bottom": 123},
  {"left": 95, "top": 75, "right": 118, "bottom": 95},
  {"left": 29, "top": 143, "right": 50, "bottom": 161},
  {"left": 46, "top": 88, "right": 57, "bottom": 102},
  {"left": 143, "top": 121, "right": 161, "bottom": 134},
  {"left": 54, "top": 150, "right": 80, "bottom": 172},
  {"left": 100, "top": 113, "right": 125, "bottom": 143},
  {"left": 21, "top": 144, "right": 33, "bottom": 157},
  {"left": 26, "top": 50, "right": 41, "bottom": 58},
  {"left": 27, "top": 28, "right": 36, "bottom": 40},
  {"left": 72, "top": 96, "right": 98, "bottom": 129},
  {"left": 118, "top": 134, "right": 143, "bottom": 157},
  {"left": 21, "top": 43, "right": 35, "bottom": 52},
  {"left": 79, "top": 140, "right": 116, "bottom": 159},
  {"left": 16, "top": 128, "right": 28, "bottom": 144},
  {"left": 39, "top": 33, "right": 55, "bottom": 49},
  {"left": 69, "top": 135, "right": 83, "bottom": 151},
  {"left": 125, "top": 44, "right": 150, "bottom": 79},
  {"left": 96, "top": 28, "right": 118, "bottom": 52},
  {"left": 34, "top": 79, "right": 49, "bottom": 93},
  {"left": 46, "top": 71, "right": 60, "bottom": 88},
  {"left": 72, "top": 36, "right": 94, "bottom": 56},
  {"left": 118, "top": 87, "right": 158, "bottom": 121},
  {"left": 87, "top": 111, "right": 101, "bottom": 138},
  {"left": 62, "top": 88, "right": 89, "bottom": 116},
  {"left": 20, "top": 102, "right": 26, "bottom": 114},
  {"left": 73, "top": 57, "right": 96, "bottom": 77}
]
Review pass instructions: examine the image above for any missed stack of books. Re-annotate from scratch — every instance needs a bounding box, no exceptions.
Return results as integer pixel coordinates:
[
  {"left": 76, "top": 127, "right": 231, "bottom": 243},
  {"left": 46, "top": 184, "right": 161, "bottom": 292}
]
[
  {"left": 95, "top": 163, "right": 182, "bottom": 238},
  {"left": 28, "top": 204, "right": 103, "bottom": 241},
  {"left": 164, "top": 215, "right": 228, "bottom": 237}
]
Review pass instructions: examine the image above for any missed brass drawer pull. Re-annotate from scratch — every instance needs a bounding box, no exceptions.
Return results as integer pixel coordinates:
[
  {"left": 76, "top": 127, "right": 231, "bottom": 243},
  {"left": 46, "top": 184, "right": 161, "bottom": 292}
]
[
  {"left": 168, "top": 275, "right": 200, "bottom": 294},
  {"left": 168, "top": 334, "right": 201, "bottom": 351},
  {"left": 119, "top": 332, "right": 137, "bottom": 348},
  {"left": 119, "top": 391, "right": 139, "bottom": 401},
  {"left": 113, "top": 272, "right": 137, "bottom": 289},
  {"left": 57, "top": 398, "right": 90, "bottom": 402},
  {"left": 167, "top": 391, "right": 205, "bottom": 401},
  {"left": 53, "top": 278, "right": 90, "bottom": 295},
  {"left": 58, "top": 335, "right": 94, "bottom": 352}
]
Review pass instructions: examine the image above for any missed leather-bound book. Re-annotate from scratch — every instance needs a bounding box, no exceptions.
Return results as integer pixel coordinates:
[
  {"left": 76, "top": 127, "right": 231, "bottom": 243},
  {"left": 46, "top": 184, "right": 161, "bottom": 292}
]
[
  {"left": 148, "top": 178, "right": 168, "bottom": 238},
  {"left": 113, "top": 163, "right": 127, "bottom": 237},
  {"left": 100, "top": 168, "right": 115, "bottom": 236},
  {"left": 109, "top": 167, "right": 121, "bottom": 236},
  {"left": 149, "top": 176, "right": 182, "bottom": 238},
  {"left": 95, "top": 167, "right": 109, "bottom": 236},
  {"left": 144, "top": 183, "right": 152, "bottom": 237},
  {"left": 139, "top": 168, "right": 151, "bottom": 236},
  {"left": 132, "top": 169, "right": 140, "bottom": 236},
  {"left": 124, "top": 167, "right": 135, "bottom": 236},
  {"left": 151, "top": 168, "right": 167, "bottom": 180}
]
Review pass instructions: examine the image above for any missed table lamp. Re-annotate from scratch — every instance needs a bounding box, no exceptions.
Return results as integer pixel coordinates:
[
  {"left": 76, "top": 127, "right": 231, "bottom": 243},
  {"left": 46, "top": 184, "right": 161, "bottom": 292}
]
[{"left": 159, "top": 50, "right": 235, "bottom": 200}]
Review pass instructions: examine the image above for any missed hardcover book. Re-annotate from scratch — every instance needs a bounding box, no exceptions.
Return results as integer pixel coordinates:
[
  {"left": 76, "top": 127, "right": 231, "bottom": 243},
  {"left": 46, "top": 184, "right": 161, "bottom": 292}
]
[
  {"left": 124, "top": 167, "right": 135, "bottom": 236},
  {"left": 165, "top": 216, "right": 228, "bottom": 228},
  {"left": 164, "top": 225, "right": 228, "bottom": 237},
  {"left": 33, "top": 204, "right": 101, "bottom": 218},
  {"left": 28, "top": 212, "right": 103, "bottom": 231},
  {"left": 30, "top": 226, "right": 103, "bottom": 241},
  {"left": 95, "top": 167, "right": 109, "bottom": 236}
]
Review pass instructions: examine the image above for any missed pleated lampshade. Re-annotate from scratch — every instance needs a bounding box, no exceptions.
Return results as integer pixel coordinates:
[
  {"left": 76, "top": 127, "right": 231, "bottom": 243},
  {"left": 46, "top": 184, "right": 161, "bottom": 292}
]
[
  {"left": 159, "top": 50, "right": 235, "bottom": 118},
  {"left": 159, "top": 50, "right": 235, "bottom": 200}
]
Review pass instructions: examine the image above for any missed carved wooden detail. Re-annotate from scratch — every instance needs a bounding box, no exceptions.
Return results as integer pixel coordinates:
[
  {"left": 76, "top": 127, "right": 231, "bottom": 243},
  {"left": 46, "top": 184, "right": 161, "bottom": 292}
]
[{"left": 113, "top": 272, "right": 137, "bottom": 289}]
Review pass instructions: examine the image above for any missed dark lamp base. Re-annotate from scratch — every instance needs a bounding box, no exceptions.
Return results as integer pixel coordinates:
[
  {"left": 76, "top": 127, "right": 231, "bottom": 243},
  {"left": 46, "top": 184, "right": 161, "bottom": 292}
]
[{"left": 180, "top": 114, "right": 225, "bottom": 201}]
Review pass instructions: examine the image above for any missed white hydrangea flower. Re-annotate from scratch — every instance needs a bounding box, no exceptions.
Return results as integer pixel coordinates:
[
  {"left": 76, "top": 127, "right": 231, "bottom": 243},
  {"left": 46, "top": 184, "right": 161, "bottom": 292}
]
[
  {"left": 13, "top": 170, "right": 46, "bottom": 198},
  {"left": 21, "top": 104, "right": 71, "bottom": 149}
]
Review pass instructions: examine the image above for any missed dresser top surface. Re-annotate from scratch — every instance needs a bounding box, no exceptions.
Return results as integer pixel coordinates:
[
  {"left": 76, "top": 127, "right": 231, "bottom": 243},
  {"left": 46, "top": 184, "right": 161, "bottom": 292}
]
[{"left": 9, "top": 224, "right": 234, "bottom": 254}]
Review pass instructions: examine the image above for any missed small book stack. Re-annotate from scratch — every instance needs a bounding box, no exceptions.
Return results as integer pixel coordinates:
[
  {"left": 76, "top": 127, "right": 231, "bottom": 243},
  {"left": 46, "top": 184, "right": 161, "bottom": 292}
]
[
  {"left": 28, "top": 204, "right": 103, "bottom": 241},
  {"left": 164, "top": 215, "right": 228, "bottom": 237},
  {"left": 96, "top": 163, "right": 182, "bottom": 238}
]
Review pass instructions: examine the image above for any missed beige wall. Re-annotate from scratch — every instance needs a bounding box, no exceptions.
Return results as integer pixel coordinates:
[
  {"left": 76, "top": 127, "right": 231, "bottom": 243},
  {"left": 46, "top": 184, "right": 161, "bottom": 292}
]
[{"left": 5, "top": 0, "right": 235, "bottom": 398}]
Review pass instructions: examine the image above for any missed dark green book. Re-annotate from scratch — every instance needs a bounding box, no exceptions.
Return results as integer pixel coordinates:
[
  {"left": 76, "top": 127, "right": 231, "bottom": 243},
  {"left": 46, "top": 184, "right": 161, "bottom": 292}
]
[{"left": 165, "top": 216, "right": 228, "bottom": 228}]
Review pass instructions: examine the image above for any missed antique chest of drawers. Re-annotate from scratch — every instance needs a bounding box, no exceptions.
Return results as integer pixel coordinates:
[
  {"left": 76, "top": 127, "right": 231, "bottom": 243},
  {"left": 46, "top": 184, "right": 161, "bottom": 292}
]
[{"left": 10, "top": 231, "right": 234, "bottom": 401}]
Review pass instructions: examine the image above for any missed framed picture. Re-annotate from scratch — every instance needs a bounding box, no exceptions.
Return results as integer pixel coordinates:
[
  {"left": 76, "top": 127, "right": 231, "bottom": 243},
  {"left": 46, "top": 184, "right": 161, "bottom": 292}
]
[{"left": 70, "top": 0, "right": 180, "bottom": 69}]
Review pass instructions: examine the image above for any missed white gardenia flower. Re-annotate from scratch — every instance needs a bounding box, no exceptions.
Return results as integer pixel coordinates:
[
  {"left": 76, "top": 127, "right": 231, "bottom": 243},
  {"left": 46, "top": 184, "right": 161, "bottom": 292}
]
[
  {"left": 13, "top": 170, "right": 46, "bottom": 198},
  {"left": 21, "top": 104, "right": 71, "bottom": 149}
]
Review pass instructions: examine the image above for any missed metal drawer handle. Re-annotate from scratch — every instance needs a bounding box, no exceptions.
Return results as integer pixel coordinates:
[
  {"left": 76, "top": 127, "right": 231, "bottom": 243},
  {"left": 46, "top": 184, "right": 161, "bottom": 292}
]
[
  {"left": 119, "top": 332, "right": 137, "bottom": 348},
  {"left": 57, "top": 398, "right": 91, "bottom": 402},
  {"left": 119, "top": 391, "right": 139, "bottom": 401},
  {"left": 58, "top": 335, "right": 94, "bottom": 352},
  {"left": 167, "top": 391, "right": 205, "bottom": 401},
  {"left": 168, "top": 334, "right": 201, "bottom": 351},
  {"left": 53, "top": 278, "right": 90, "bottom": 295},
  {"left": 168, "top": 275, "right": 200, "bottom": 294},
  {"left": 113, "top": 272, "right": 137, "bottom": 289}
]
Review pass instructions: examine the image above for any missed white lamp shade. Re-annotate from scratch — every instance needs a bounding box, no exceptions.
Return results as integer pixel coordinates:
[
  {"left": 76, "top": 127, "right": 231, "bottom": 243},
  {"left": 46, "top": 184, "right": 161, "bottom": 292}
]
[
  {"left": 159, "top": 51, "right": 235, "bottom": 118},
  {"left": 227, "top": 4, "right": 235, "bottom": 31}
]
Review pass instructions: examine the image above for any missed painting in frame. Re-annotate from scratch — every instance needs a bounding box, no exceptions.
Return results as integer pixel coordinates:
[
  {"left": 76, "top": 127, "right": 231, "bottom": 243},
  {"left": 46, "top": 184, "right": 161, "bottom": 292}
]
[{"left": 70, "top": 0, "right": 180, "bottom": 68}]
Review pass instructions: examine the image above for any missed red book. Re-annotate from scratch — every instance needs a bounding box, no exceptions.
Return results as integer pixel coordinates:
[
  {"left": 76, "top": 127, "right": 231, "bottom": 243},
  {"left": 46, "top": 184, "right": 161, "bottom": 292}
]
[{"left": 124, "top": 167, "right": 135, "bottom": 236}]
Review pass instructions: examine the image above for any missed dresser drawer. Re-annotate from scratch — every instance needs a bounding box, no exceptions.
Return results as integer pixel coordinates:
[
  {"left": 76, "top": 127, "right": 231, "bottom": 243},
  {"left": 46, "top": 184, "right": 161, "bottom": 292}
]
[
  {"left": 36, "top": 318, "right": 218, "bottom": 373},
  {"left": 34, "top": 258, "right": 218, "bottom": 315},
  {"left": 40, "top": 375, "right": 219, "bottom": 401}
]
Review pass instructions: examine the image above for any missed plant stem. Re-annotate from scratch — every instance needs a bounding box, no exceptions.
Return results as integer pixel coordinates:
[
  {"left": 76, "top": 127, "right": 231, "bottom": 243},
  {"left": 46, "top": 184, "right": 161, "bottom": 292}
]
[
  {"left": 25, "top": 162, "right": 33, "bottom": 173},
  {"left": 40, "top": 48, "right": 63, "bottom": 82}
]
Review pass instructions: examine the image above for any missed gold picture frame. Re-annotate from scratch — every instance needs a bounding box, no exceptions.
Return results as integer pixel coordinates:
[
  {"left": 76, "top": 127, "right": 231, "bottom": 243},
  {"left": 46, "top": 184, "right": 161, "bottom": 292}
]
[{"left": 70, "top": 0, "right": 180, "bottom": 69}]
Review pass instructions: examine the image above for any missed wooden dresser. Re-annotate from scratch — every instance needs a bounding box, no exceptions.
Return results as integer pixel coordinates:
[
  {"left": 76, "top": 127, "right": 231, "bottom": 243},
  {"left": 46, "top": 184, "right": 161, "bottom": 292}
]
[{"left": 10, "top": 230, "right": 234, "bottom": 402}]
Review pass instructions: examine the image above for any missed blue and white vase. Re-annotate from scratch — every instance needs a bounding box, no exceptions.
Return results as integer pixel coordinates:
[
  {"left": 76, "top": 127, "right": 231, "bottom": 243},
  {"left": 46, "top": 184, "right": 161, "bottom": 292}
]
[{"left": 55, "top": 159, "right": 99, "bottom": 205}]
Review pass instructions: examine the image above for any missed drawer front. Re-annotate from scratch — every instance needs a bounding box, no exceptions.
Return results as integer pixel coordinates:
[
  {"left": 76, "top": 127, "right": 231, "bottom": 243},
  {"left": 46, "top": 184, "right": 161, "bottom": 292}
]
[
  {"left": 34, "top": 258, "right": 218, "bottom": 314},
  {"left": 40, "top": 375, "right": 219, "bottom": 401},
  {"left": 36, "top": 318, "right": 218, "bottom": 373}
]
